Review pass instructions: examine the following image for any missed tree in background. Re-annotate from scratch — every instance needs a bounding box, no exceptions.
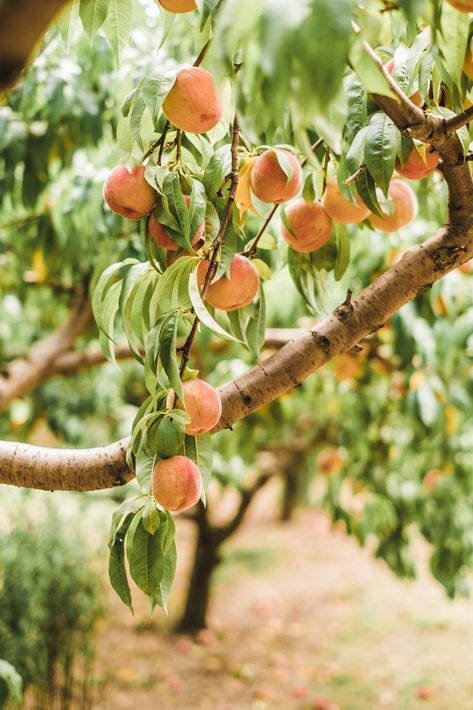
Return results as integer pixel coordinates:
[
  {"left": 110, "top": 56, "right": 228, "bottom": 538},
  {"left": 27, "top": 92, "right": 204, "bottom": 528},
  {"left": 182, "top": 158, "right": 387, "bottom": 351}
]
[{"left": 2, "top": 0, "right": 473, "bottom": 620}]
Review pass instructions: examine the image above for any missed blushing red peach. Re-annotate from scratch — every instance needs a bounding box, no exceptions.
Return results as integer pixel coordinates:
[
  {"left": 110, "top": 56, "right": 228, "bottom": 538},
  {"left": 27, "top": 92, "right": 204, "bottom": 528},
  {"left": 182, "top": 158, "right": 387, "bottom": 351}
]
[
  {"left": 321, "top": 177, "right": 370, "bottom": 224},
  {"left": 199, "top": 254, "right": 260, "bottom": 311},
  {"left": 103, "top": 165, "right": 157, "bottom": 220},
  {"left": 157, "top": 0, "right": 196, "bottom": 12},
  {"left": 446, "top": 0, "right": 473, "bottom": 11},
  {"left": 163, "top": 67, "right": 223, "bottom": 134},
  {"left": 166, "top": 378, "right": 222, "bottom": 435},
  {"left": 368, "top": 180, "right": 418, "bottom": 233},
  {"left": 250, "top": 149, "right": 302, "bottom": 204},
  {"left": 152, "top": 455, "right": 202, "bottom": 512},
  {"left": 149, "top": 195, "right": 205, "bottom": 250},
  {"left": 280, "top": 198, "right": 333, "bottom": 253},
  {"left": 395, "top": 145, "right": 439, "bottom": 180}
]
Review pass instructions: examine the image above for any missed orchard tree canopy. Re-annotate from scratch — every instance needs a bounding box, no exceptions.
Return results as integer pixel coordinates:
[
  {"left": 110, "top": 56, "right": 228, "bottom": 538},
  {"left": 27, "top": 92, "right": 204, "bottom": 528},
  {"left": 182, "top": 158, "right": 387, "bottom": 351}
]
[{"left": 2, "top": 0, "right": 473, "bottom": 610}]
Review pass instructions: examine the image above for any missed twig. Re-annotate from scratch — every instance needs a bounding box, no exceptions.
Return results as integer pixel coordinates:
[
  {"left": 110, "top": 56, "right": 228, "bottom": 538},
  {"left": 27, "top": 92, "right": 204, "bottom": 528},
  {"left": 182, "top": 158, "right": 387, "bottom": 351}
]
[
  {"left": 243, "top": 137, "right": 325, "bottom": 258},
  {"left": 343, "top": 164, "right": 366, "bottom": 185},
  {"left": 443, "top": 106, "right": 473, "bottom": 136},
  {"left": 176, "top": 115, "right": 240, "bottom": 384}
]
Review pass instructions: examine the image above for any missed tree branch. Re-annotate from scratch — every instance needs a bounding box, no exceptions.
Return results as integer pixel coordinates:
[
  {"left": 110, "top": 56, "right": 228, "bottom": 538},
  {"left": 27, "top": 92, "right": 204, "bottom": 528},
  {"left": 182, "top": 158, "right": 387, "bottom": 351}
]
[
  {"left": 213, "top": 472, "right": 272, "bottom": 544},
  {"left": 0, "top": 289, "right": 93, "bottom": 412}
]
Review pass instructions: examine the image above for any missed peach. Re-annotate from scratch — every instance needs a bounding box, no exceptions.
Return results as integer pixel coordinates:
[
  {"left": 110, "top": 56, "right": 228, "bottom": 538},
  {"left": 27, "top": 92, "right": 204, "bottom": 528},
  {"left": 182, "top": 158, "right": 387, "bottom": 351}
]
[
  {"left": 199, "top": 254, "right": 260, "bottom": 311},
  {"left": 317, "top": 448, "right": 342, "bottom": 476},
  {"left": 152, "top": 455, "right": 202, "bottom": 512},
  {"left": 103, "top": 165, "right": 157, "bottom": 220},
  {"left": 162, "top": 67, "right": 223, "bottom": 134},
  {"left": 395, "top": 145, "right": 439, "bottom": 180},
  {"left": 321, "top": 177, "right": 370, "bottom": 224},
  {"left": 423, "top": 469, "right": 444, "bottom": 493},
  {"left": 385, "top": 58, "right": 423, "bottom": 107},
  {"left": 149, "top": 195, "right": 205, "bottom": 250},
  {"left": 157, "top": 0, "right": 196, "bottom": 12},
  {"left": 280, "top": 198, "right": 333, "bottom": 253},
  {"left": 464, "top": 45, "right": 473, "bottom": 79},
  {"left": 250, "top": 149, "right": 302, "bottom": 204},
  {"left": 368, "top": 179, "right": 418, "bottom": 233},
  {"left": 166, "top": 378, "right": 222, "bottom": 435},
  {"left": 446, "top": 0, "right": 473, "bottom": 11}
]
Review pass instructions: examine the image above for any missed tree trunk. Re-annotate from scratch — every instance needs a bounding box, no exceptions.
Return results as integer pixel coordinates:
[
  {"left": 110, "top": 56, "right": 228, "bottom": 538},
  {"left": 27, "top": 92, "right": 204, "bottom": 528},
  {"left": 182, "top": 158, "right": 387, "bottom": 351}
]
[
  {"left": 280, "top": 467, "right": 300, "bottom": 522},
  {"left": 177, "top": 527, "right": 220, "bottom": 633}
]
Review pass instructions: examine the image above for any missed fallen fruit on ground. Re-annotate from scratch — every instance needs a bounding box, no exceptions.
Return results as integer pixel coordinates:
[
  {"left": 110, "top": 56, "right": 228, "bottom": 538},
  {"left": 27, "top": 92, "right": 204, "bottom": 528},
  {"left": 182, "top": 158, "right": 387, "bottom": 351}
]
[
  {"left": 396, "top": 145, "right": 439, "bottom": 180},
  {"left": 163, "top": 67, "right": 223, "bottom": 134},
  {"left": 200, "top": 254, "right": 260, "bottom": 311},
  {"left": 103, "top": 165, "right": 157, "bottom": 220},
  {"left": 321, "top": 177, "right": 370, "bottom": 224},
  {"left": 152, "top": 455, "right": 202, "bottom": 512},
  {"left": 149, "top": 195, "right": 205, "bottom": 250},
  {"left": 280, "top": 198, "right": 333, "bottom": 252},
  {"left": 250, "top": 149, "right": 303, "bottom": 204},
  {"left": 368, "top": 180, "right": 418, "bottom": 233},
  {"left": 166, "top": 378, "right": 222, "bottom": 435}
]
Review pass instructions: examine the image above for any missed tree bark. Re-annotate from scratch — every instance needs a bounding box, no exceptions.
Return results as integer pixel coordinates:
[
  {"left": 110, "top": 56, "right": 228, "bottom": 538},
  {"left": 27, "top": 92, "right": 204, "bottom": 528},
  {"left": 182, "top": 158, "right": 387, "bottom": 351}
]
[{"left": 177, "top": 526, "right": 220, "bottom": 633}]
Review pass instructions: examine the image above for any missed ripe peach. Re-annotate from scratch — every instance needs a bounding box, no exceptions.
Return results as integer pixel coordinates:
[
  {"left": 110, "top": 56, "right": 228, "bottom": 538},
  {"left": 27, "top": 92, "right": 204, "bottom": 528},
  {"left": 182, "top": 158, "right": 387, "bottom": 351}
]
[
  {"left": 368, "top": 179, "right": 418, "bottom": 233},
  {"left": 385, "top": 58, "right": 423, "bottom": 107},
  {"left": 250, "top": 149, "right": 302, "bottom": 204},
  {"left": 464, "top": 45, "right": 473, "bottom": 79},
  {"left": 152, "top": 455, "right": 202, "bottom": 512},
  {"left": 321, "top": 177, "right": 370, "bottom": 224},
  {"left": 199, "top": 254, "right": 260, "bottom": 311},
  {"left": 157, "top": 0, "right": 196, "bottom": 12},
  {"left": 103, "top": 165, "right": 157, "bottom": 220},
  {"left": 395, "top": 145, "right": 439, "bottom": 180},
  {"left": 280, "top": 199, "right": 333, "bottom": 253},
  {"left": 446, "top": 0, "right": 473, "bottom": 11},
  {"left": 317, "top": 448, "right": 342, "bottom": 476},
  {"left": 149, "top": 195, "right": 205, "bottom": 250},
  {"left": 166, "top": 378, "right": 222, "bottom": 435},
  {"left": 162, "top": 67, "right": 223, "bottom": 134}
]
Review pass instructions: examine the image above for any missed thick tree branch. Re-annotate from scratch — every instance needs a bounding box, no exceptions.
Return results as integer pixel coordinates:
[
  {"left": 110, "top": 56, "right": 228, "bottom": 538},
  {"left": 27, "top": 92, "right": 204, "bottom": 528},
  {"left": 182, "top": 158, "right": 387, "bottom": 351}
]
[{"left": 0, "top": 291, "right": 93, "bottom": 412}]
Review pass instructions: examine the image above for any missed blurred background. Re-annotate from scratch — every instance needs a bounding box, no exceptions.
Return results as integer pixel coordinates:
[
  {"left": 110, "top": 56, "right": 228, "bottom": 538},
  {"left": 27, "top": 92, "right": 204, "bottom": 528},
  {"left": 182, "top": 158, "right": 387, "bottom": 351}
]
[{"left": 2, "top": 1, "right": 473, "bottom": 708}]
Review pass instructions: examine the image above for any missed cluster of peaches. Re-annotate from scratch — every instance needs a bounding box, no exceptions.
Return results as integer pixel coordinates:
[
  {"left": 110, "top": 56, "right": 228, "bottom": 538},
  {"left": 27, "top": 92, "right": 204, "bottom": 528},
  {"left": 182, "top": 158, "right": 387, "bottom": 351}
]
[{"left": 101, "top": 2, "right": 442, "bottom": 513}]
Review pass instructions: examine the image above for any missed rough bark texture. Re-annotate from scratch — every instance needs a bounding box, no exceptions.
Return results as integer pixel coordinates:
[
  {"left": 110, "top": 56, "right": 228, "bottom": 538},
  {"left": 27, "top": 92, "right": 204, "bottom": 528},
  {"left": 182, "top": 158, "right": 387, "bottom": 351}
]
[
  {"left": 0, "top": 0, "right": 69, "bottom": 90},
  {"left": 1, "top": 30, "right": 473, "bottom": 490}
]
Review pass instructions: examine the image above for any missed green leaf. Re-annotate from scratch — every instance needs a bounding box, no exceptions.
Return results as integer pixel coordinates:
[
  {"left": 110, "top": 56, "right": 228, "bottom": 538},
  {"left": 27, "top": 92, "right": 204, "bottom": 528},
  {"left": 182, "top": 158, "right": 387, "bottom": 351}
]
[
  {"left": 356, "top": 168, "right": 382, "bottom": 218},
  {"left": 79, "top": 0, "right": 109, "bottom": 43},
  {"left": 0, "top": 660, "right": 23, "bottom": 706},
  {"left": 333, "top": 222, "right": 351, "bottom": 281},
  {"left": 151, "top": 540, "right": 177, "bottom": 613},
  {"left": 150, "top": 256, "right": 196, "bottom": 317},
  {"left": 159, "top": 313, "right": 184, "bottom": 401},
  {"left": 142, "top": 498, "right": 161, "bottom": 535},
  {"left": 364, "top": 113, "right": 399, "bottom": 197},
  {"left": 108, "top": 513, "right": 135, "bottom": 611},
  {"left": 182, "top": 433, "right": 213, "bottom": 498},
  {"left": 135, "top": 445, "right": 157, "bottom": 492},
  {"left": 188, "top": 270, "right": 241, "bottom": 342},
  {"left": 127, "top": 516, "right": 165, "bottom": 595},
  {"left": 349, "top": 35, "right": 398, "bottom": 99},
  {"left": 440, "top": 2, "right": 470, "bottom": 86},
  {"left": 345, "top": 75, "right": 368, "bottom": 142},
  {"left": 103, "top": 0, "right": 133, "bottom": 66},
  {"left": 273, "top": 147, "right": 294, "bottom": 181},
  {"left": 245, "top": 287, "right": 266, "bottom": 356},
  {"left": 203, "top": 145, "right": 231, "bottom": 197}
]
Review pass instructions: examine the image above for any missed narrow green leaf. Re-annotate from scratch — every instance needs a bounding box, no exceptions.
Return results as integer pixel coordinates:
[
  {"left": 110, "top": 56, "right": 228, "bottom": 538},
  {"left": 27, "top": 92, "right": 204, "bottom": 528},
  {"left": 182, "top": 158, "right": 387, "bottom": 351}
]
[
  {"left": 188, "top": 271, "right": 241, "bottom": 342},
  {"left": 127, "top": 517, "right": 165, "bottom": 595},
  {"left": 79, "top": 0, "right": 109, "bottom": 43},
  {"left": 245, "top": 287, "right": 266, "bottom": 356},
  {"left": 364, "top": 113, "right": 399, "bottom": 197},
  {"left": 103, "top": 0, "right": 133, "bottom": 66}
]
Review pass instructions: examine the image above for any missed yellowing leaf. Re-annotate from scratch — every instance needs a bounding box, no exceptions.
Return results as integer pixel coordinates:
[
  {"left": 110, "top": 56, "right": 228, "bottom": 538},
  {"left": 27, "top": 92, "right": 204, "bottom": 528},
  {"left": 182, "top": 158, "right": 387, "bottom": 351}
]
[{"left": 235, "top": 157, "right": 259, "bottom": 219}]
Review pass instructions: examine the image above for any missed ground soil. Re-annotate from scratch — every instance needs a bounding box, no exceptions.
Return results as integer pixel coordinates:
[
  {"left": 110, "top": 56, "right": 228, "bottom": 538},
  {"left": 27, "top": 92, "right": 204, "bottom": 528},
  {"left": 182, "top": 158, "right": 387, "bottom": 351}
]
[{"left": 93, "top": 484, "right": 473, "bottom": 710}]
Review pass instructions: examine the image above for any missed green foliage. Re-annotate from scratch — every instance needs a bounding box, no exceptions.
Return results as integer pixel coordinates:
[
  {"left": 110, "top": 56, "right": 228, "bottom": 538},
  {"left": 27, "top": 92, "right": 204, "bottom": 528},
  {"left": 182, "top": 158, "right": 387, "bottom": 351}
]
[
  {"left": 0, "top": 500, "right": 103, "bottom": 707},
  {"left": 0, "top": 660, "right": 22, "bottom": 709}
]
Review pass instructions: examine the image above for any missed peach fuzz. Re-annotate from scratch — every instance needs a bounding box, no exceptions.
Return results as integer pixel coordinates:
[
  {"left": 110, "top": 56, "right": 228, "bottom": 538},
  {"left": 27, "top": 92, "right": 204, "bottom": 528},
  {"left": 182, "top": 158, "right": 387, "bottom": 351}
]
[
  {"left": 157, "top": 0, "right": 196, "bottom": 12},
  {"left": 162, "top": 67, "right": 223, "bottom": 134},
  {"left": 280, "top": 199, "right": 333, "bottom": 253},
  {"left": 198, "top": 255, "right": 260, "bottom": 311},
  {"left": 166, "top": 378, "right": 222, "bottom": 435},
  {"left": 385, "top": 58, "right": 423, "bottom": 107},
  {"left": 368, "top": 179, "right": 418, "bottom": 233},
  {"left": 149, "top": 195, "right": 205, "bottom": 251},
  {"left": 321, "top": 177, "right": 370, "bottom": 224},
  {"left": 395, "top": 145, "right": 439, "bottom": 180},
  {"left": 152, "top": 455, "right": 202, "bottom": 512},
  {"left": 250, "top": 149, "right": 302, "bottom": 204},
  {"left": 103, "top": 165, "right": 157, "bottom": 220}
]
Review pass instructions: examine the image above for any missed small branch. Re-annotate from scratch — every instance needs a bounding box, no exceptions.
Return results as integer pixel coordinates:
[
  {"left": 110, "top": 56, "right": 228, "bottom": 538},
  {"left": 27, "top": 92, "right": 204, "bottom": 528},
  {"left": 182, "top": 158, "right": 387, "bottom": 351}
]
[
  {"left": 443, "top": 106, "right": 473, "bottom": 137},
  {"left": 176, "top": 115, "right": 240, "bottom": 383},
  {"left": 343, "top": 164, "right": 366, "bottom": 185},
  {"left": 175, "top": 129, "right": 182, "bottom": 161},
  {"left": 243, "top": 137, "right": 324, "bottom": 258},
  {"left": 214, "top": 472, "right": 272, "bottom": 544}
]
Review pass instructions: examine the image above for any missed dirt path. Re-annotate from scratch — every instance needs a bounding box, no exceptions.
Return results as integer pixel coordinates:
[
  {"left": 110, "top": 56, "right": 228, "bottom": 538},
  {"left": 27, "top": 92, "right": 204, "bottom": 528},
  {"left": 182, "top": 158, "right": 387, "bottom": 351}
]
[{"left": 93, "top": 497, "right": 473, "bottom": 710}]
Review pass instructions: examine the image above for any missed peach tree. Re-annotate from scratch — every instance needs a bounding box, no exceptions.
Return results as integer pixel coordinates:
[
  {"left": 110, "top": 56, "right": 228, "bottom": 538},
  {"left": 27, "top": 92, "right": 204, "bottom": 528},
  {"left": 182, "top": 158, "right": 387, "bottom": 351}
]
[{"left": 2, "top": 0, "right": 473, "bottom": 615}]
